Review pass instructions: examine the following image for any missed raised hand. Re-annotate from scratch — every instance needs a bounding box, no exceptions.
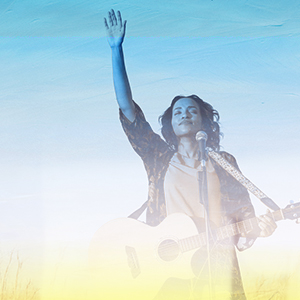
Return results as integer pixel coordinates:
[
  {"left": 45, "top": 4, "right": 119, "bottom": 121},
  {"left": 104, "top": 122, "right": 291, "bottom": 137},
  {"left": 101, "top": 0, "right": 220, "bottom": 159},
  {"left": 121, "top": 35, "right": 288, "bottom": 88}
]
[{"left": 104, "top": 9, "right": 127, "bottom": 48}]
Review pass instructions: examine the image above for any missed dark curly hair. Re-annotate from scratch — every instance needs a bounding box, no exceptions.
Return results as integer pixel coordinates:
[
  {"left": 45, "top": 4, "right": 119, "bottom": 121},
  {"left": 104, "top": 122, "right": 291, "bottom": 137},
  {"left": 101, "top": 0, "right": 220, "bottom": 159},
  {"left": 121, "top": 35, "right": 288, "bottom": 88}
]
[{"left": 159, "top": 95, "right": 221, "bottom": 151}]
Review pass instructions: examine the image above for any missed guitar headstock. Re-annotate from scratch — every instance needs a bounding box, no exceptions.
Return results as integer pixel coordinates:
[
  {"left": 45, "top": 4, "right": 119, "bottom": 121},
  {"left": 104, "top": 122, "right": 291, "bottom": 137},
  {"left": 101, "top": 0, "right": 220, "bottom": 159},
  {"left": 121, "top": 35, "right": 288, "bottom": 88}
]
[{"left": 282, "top": 202, "right": 300, "bottom": 221}]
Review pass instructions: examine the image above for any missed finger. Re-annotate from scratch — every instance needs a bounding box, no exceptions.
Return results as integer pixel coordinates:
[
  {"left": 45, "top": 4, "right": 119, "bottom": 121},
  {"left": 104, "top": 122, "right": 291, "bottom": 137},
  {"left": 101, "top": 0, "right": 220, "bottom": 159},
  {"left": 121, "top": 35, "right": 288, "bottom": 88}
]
[
  {"left": 258, "top": 218, "right": 276, "bottom": 237},
  {"left": 111, "top": 9, "right": 117, "bottom": 25},
  {"left": 258, "top": 225, "right": 269, "bottom": 237},
  {"left": 108, "top": 11, "right": 113, "bottom": 26},
  {"left": 258, "top": 214, "right": 277, "bottom": 226},
  {"left": 258, "top": 221, "right": 272, "bottom": 234},
  {"left": 258, "top": 220, "right": 267, "bottom": 231},
  {"left": 122, "top": 20, "right": 127, "bottom": 35},
  {"left": 104, "top": 18, "right": 109, "bottom": 30},
  {"left": 261, "top": 215, "right": 277, "bottom": 229},
  {"left": 117, "top": 10, "right": 122, "bottom": 27},
  {"left": 264, "top": 209, "right": 276, "bottom": 224}
]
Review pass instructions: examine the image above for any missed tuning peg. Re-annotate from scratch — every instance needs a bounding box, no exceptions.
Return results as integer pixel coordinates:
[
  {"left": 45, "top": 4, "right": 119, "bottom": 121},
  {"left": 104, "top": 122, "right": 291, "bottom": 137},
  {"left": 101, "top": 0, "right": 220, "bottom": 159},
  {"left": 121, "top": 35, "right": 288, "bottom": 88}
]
[{"left": 296, "top": 219, "right": 300, "bottom": 224}]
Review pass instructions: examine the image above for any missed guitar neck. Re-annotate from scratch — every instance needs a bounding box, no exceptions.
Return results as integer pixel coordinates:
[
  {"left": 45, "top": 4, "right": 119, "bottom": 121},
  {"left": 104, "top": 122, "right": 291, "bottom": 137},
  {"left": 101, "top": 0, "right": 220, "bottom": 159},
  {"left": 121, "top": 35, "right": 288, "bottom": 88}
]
[
  {"left": 215, "top": 209, "right": 284, "bottom": 241},
  {"left": 178, "top": 209, "right": 285, "bottom": 253}
]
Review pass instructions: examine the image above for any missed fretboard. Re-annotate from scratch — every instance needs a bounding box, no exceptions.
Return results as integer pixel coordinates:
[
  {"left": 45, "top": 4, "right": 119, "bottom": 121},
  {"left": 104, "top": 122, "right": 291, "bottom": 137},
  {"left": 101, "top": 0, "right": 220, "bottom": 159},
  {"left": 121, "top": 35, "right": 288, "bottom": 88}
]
[{"left": 178, "top": 209, "right": 284, "bottom": 253}]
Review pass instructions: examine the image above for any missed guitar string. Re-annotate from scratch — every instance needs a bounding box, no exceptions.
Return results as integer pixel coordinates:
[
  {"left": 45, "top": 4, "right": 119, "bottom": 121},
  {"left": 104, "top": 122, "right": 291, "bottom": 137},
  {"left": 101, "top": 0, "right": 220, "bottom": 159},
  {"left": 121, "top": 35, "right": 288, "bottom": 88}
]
[
  {"left": 158, "top": 218, "right": 256, "bottom": 256},
  {"left": 158, "top": 208, "right": 290, "bottom": 256}
]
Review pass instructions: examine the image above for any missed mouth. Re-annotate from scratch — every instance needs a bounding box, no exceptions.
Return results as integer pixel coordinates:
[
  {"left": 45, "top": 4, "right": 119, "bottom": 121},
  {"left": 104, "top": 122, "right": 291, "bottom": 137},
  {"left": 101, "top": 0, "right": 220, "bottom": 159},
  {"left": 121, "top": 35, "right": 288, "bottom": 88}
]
[{"left": 179, "top": 120, "right": 193, "bottom": 125}]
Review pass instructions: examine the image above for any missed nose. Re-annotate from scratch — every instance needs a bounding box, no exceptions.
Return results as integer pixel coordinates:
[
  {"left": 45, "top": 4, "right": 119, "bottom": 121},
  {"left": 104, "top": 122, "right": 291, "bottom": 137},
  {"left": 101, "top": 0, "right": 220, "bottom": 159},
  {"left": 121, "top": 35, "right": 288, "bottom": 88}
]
[{"left": 181, "top": 110, "right": 191, "bottom": 119}]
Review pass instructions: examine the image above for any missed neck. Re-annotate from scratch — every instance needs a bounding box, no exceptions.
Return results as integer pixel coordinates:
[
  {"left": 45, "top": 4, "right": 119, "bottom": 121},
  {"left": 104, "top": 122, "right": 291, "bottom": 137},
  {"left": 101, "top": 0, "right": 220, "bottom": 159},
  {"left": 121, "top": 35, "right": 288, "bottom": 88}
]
[{"left": 177, "top": 136, "right": 199, "bottom": 159}]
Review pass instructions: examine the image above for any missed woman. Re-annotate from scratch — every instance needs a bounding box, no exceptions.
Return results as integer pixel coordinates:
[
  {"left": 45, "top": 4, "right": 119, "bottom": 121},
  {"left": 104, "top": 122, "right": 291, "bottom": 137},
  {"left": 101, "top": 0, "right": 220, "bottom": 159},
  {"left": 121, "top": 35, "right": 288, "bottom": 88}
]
[{"left": 104, "top": 9, "right": 276, "bottom": 299}]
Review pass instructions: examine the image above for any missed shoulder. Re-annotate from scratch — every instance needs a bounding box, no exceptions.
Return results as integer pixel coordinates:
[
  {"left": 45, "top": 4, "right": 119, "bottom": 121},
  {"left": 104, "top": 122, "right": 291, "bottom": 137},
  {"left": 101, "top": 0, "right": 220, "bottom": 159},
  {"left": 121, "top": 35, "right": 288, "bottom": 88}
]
[
  {"left": 217, "top": 150, "right": 242, "bottom": 170},
  {"left": 219, "top": 151, "right": 237, "bottom": 163}
]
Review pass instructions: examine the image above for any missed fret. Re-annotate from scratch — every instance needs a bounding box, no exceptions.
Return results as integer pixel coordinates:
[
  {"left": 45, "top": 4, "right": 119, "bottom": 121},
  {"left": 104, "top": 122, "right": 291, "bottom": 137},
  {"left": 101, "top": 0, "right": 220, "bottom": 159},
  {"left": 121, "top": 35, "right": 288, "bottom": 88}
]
[
  {"left": 179, "top": 234, "right": 202, "bottom": 253},
  {"left": 190, "top": 236, "right": 196, "bottom": 249},
  {"left": 227, "top": 224, "right": 232, "bottom": 237},
  {"left": 225, "top": 223, "right": 230, "bottom": 238},
  {"left": 229, "top": 223, "right": 236, "bottom": 236},
  {"left": 223, "top": 227, "right": 227, "bottom": 239},
  {"left": 199, "top": 233, "right": 206, "bottom": 248},
  {"left": 216, "top": 227, "right": 220, "bottom": 240},
  {"left": 272, "top": 210, "right": 283, "bottom": 222},
  {"left": 218, "top": 227, "right": 224, "bottom": 240},
  {"left": 202, "top": 234, "right": 207, "bottom": 246},
  {"left": 180, "top": 239, "right": 187, "bottom": 252},
  {"left": 237, "top": 221, "right": 243, "bottom": 235},
  {"left": 227, "top": 224, "right": 233, "bottom": 237},
  {"left": 220, "top": 228, "right": 224, "bottom": 240},
  {"left": 187, "top": 237, "right": 193, "bottom": 250},
  {"left": 179, "top": 238, "right": 188, "bottom": 252},
  {"left": 233, "top": 223, "right": 239, "bottom": 236},
  {"left": 243, "top": 219, "right": 248, "bottom": 233},
  {"left": 187, "top": 236, "right": 193, "bottom": 250},
  {"left": 180, "top": 216, "right": 255, "bottom": 252},
  {"left": 177, "top": 203, "right": 300, "bottom": 255},
  {"left": 245, "top": 219, "right": 252, "bottom": 233},
  {"left": 223, "top": 227, "right": 226, "bottom": 239},
  {"left": 216, "top": 223, "right": 238, "bottom": 241},
  {"left": 191, "top": 236, "right": 198, "bottom": 249},
  {"left": 192, "top": 236, "right": 198, "bottom": 248}
]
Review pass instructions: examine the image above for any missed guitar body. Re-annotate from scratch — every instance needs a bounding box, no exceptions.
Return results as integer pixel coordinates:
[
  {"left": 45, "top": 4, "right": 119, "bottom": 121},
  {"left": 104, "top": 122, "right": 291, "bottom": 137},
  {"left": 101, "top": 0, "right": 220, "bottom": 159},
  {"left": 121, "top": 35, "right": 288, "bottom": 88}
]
[
  {"left": 88, "top": 213, "right": 201, "bottom": 300},
  {"left": 88, "top": 202, "right": 300, "bottom": 299}
]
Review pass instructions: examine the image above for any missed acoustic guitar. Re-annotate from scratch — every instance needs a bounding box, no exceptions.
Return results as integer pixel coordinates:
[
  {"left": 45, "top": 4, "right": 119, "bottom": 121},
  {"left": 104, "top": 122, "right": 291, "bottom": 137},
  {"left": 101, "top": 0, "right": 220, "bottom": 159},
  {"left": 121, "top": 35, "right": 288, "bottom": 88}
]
[{"left": 88, "top": 202, "right": 300, "bottom": 300}]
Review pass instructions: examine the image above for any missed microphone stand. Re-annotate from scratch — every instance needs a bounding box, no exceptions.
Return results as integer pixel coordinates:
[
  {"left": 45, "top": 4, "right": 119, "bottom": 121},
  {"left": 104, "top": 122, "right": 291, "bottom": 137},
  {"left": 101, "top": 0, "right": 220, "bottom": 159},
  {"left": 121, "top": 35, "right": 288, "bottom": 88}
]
[{"left": 197, "top": 138, "right": 214, "bottom": 300}]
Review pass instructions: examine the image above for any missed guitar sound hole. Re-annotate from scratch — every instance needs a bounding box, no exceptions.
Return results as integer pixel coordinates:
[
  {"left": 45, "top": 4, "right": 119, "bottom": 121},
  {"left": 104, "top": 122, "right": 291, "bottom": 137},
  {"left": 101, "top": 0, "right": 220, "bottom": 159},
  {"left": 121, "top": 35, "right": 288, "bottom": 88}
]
[{"left": 157, "top": 239, "right": 180, "bottom": 261}]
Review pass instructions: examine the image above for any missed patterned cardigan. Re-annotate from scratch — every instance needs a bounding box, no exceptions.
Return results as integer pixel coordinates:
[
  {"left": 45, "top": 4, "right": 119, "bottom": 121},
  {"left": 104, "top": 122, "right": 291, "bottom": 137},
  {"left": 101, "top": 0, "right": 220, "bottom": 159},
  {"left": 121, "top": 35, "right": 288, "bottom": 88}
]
[{"left": 120, "top": 102, "right": 256, "bottom": 251}]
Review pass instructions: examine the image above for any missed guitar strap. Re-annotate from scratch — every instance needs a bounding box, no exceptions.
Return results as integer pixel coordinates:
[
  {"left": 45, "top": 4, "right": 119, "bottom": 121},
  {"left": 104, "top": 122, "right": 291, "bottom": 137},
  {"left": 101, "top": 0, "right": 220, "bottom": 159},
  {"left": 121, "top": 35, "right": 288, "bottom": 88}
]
[
  {"left": 208, "top": 150, "right": 280, "bottom": 211},
  {"left": 128, "top": 150, "right": 280, "bottom": 220},
  {"left": 128, "top": 199, "right": 149, "bottom": 220}
]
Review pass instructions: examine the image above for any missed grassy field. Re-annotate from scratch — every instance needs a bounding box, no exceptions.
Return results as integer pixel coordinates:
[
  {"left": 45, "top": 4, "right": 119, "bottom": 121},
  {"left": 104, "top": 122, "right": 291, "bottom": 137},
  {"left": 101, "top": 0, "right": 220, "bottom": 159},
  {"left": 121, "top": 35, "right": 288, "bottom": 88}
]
[
  {"left": 244, "top": 272, "right": 300, "bottom": 300},
  {"left": 0, "top": 252, "right": 38, "bottom": 300},
  {"left": 1, "top": 249, "right": 299, "bottom": 300}
]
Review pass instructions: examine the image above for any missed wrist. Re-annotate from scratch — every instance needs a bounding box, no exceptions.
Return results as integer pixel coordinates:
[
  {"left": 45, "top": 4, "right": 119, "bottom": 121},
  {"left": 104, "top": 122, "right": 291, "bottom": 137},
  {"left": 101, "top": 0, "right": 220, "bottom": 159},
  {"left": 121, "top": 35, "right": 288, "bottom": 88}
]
[
  {"left": 111, "top": 44, "right": 123, "bottom": 49},
  {"left": 111, "top": 45, "right": 124, "bottom": 56}
]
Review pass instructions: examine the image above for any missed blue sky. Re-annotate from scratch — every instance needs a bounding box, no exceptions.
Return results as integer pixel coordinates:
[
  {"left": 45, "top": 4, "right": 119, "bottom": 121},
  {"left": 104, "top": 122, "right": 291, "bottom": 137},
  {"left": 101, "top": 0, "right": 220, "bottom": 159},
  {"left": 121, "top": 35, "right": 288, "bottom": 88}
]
[{"left": 0, "top": 0, "right": 300, "bottom": 298}]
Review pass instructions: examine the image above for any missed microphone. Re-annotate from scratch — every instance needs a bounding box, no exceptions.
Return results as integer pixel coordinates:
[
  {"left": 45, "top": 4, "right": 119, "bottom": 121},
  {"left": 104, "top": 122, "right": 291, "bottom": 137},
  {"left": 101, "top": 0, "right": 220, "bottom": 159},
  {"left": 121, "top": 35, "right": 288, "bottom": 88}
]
[{"left": 195, "top": 131, "right": 208, "bottom": 163}]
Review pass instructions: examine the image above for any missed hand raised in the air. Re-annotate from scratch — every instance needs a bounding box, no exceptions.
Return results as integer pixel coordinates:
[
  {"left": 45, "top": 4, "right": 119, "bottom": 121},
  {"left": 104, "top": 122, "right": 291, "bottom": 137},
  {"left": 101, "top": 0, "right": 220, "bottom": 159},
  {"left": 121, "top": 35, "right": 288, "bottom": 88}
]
[{"left": 104, "top": 9, "right": 127, "bottom": 48}]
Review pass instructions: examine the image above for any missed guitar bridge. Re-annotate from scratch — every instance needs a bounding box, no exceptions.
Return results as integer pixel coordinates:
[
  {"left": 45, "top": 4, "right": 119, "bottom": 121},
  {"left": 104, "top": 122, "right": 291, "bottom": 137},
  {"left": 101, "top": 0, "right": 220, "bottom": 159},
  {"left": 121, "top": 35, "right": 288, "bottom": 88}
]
[{"left": 125, "top": 246, "right": 141, "bottom": 278}]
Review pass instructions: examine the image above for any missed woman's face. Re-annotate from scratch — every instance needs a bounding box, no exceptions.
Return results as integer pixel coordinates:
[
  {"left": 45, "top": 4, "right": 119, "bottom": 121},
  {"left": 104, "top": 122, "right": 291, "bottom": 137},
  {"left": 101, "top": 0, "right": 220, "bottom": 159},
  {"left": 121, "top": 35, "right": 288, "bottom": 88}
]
[{"left": 171, "top": 97, "right": 202, "bottom": 138}]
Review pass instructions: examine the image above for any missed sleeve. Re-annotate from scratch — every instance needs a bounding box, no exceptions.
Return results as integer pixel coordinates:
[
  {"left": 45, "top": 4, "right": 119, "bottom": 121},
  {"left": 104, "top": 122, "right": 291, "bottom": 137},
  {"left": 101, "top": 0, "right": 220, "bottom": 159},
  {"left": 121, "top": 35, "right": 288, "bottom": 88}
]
[
  {"left": 119, "top": 101, "right": 170, "bottom": 164},
  {"left": 220, "top": 152, "right": 257, "bottom": 251}
]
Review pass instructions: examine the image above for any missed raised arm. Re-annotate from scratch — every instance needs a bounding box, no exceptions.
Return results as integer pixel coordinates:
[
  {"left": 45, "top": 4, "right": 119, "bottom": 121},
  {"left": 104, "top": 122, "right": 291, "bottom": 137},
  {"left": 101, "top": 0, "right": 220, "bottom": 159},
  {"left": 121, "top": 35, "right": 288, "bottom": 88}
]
[{"left": 105, "top": 9, "right": 135, "bottom": 122}]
